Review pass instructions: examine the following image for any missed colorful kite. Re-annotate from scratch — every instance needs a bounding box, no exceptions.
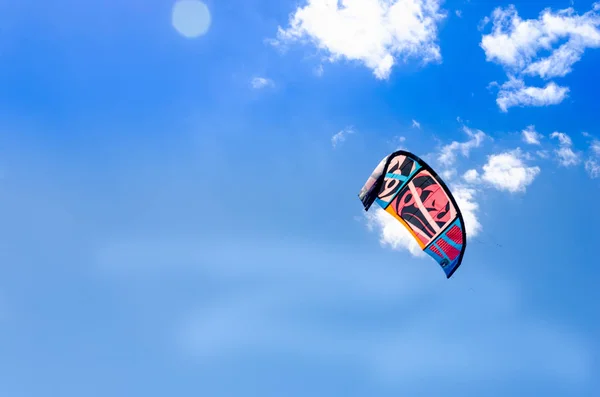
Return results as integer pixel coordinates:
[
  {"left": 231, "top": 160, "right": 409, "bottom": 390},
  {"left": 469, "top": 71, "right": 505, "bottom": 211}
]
[{"left": 359, "top": 150, "right": 467, "bottom": 278}]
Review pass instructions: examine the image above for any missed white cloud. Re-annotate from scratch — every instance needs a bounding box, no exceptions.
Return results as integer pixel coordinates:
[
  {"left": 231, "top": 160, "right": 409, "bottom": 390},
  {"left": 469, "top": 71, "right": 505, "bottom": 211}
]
[
  {"left": 314, "top": 64, "right": 324, "bottom": 76},
  {"left": 521, "top": 125, "right": 543, "bottom": 145},
  {"left": 363, "top": 181, "right": 482, "bottom": 260},
  {"left": 412, "top": 119, "right": 421, "bottom": 129},
  {"left": 481, "top": 4, "right": 600, "bottom": 75},
  {"left": 478, "top": 16, "right": 490, "bottom": 32},
  {"left": 331, "top": 126, "right": 355, "bottom": 148},
  {"left": 251, "top": 77, "right": 275, "bottom": 89},
  {"left": 390, "top": 135, "right": 407, "bottom": 150},
  {"left": 585, "top": 139, "right": 600, "bottom": 178},
  {"left": 495, "top": 78, "right": 569, "bottom": 112},
  {"left": 441, "top": 168, "right": 456, "bottom": 180},
  {"left": 537, "top": 150, "right": 550, "bottom": 159},
  {"left": 480, "top": 3, "right": 600, "bottom": 110},
  {"left": 585, "top": 159, "right": 600, "bottom": 178},
  {"left": 463, "top": 169, "right": 479, "bottom": 183},
  {"left": 591, "top": 139, "right": 600, "bottom": 156},
  {"left": 455, "top": 10, "right": 462, "bottom": 18},
  {"left": 450, "top": 184, "right": 481, "bottom": 237},
  {"left": 438, "top": 126, "right": 487, "bottom": 166},
  {"left": 365, "top": 208, "right": 426, "bottom": 257},
  {"left": 273, "top": 0, "right": 446, "bottom": 79},
  {"left": 551, "top": 131, "right": 573, "bottom": 147},
  {"left": 522, "top": 151, "right": 535, "bottom": 161},
  {"left": 480, "top": 149, "right": 541, "bottom": 193},
  {"left": 551, "top": 131, "right": 581, "bottom": 166}
]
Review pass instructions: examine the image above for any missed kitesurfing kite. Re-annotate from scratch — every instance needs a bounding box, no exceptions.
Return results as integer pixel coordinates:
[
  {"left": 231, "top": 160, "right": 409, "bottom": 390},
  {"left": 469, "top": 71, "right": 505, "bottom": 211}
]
[{"left": 358, "top": 150, "right": 467, "bottom": 278}]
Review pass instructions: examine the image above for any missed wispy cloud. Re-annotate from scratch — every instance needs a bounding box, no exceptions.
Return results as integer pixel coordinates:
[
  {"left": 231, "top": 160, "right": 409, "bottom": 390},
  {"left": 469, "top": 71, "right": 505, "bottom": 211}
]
[
  {"left": 438, "top": 126, "right": 487, "bottom": 166},
  {"left": 272, "top": 0, "right": 446, "bottom": 79},
  {"left": 494, "top": 78, "right": 569, "bottom": 112},
  {"left": 251, "top": 76, "right": 275, "bottom": 89},
  {"left": 389, "top": 135, "right": 407, "bottom": 150},
  {"left": 585, "top": 159, "right": 600, "bottom": 178},
  {"left": 441, "top": 168, "right": 456, "bottom": 180},
  {"left": 551, "top": 132, "right": 581, "bottom": 167},
  {"left": 537, "top": 150, "right": 550, "bottom": 159},
  {"left": 591, "top": 139, "right": 600, "bottom": 156},
  {"left": 314, "top": 64, "right": 324, "bottom": 77},
  {"left": 331, "top": 126, "right": 355, "bottom": 148},
  {"left": 551, "top": 131, "right": 573, "bottom": 147},
  {"left": 521, "top": 125, "right": 543, "bottom": 145},
  {"left": 480, "top": 3, "right": 600, "bottom": 111},
  {"left": 585, "top": 139, "right": 600, "bottom": 178}
]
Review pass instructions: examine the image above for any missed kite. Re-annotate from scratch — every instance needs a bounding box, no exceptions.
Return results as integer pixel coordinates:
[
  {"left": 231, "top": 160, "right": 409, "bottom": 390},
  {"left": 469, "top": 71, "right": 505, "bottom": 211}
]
[{"left": 358, "top": 150, "right": 467, "bottom": 278}]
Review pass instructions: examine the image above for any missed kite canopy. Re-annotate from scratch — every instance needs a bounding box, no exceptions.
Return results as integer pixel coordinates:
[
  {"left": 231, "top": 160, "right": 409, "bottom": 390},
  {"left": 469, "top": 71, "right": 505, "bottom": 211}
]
[{"left": 359, "top": 150, "right": 467, "bottom": 278}]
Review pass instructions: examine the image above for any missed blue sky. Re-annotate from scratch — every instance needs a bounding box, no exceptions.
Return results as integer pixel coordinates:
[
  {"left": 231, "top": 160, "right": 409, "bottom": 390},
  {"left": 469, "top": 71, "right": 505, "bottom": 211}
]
[{"left": 0, "top": 0, "right": 599, "bottom": 395}]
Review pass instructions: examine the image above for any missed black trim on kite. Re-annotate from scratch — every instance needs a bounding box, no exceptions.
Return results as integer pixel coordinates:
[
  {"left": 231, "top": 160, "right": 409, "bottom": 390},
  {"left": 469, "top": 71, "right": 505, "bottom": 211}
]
[{"left": 359, "top": 150, "right": 468, "bottom": 279}]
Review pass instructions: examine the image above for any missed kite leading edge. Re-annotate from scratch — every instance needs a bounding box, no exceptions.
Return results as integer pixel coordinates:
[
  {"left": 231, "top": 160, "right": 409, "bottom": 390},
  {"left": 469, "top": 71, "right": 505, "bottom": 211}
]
[{"left": 358, "top": 150, "right": 467, "bottom": 278}]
